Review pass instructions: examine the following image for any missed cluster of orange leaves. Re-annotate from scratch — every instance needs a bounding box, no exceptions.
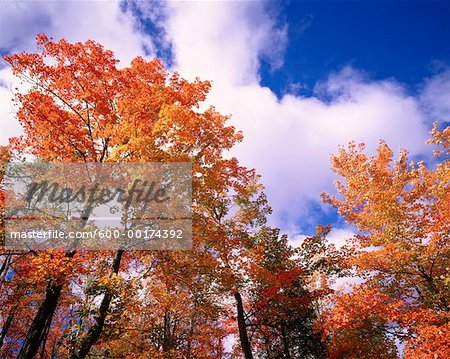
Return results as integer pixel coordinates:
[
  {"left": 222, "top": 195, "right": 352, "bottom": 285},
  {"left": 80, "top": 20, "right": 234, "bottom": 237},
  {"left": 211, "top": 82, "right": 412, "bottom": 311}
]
[{"left": 321, "top": 125, "right": 450, "bottom": 358}]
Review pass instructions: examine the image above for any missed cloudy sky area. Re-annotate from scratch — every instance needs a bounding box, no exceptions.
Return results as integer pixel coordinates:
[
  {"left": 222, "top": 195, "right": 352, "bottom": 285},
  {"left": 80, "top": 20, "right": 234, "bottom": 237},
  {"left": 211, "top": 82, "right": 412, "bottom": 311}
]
[{"left": 1, "top": 1, "right": 450, "bottom": 243}]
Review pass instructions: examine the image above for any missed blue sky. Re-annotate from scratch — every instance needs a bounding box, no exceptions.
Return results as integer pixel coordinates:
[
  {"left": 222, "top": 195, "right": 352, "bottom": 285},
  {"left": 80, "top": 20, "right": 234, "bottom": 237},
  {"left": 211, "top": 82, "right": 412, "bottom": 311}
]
[
  {"left": 262, "top": 1, "right": 450, "bottom": 98},
  {"left": 1, "top": 0, "right": 450, "bottom": 243}
]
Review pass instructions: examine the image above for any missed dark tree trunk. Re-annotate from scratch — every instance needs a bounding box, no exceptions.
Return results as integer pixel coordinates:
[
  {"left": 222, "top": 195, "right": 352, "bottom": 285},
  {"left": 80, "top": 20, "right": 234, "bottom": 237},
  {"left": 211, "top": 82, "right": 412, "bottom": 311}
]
[
  {"left": 281, "top": 324, "right": 292, "bottom": 359},
  {"left": 234, "top": 291, "right": 253, "bottom": 359},
  {"left": 18, "top": 207, "right": 93, "bottom": 358},
  {"left": 162, "top": 310, "right": 174, "bottom": 354},
  {"left": 18, "top": 282, "right": 63, "bottom": 358},
  {"left": 0, "top": 312, "right": 14, "bottom": 349},
  {"left": 39, "top": 312, "right": 53, "bottom": 359},
  {"left": 71, "top": 249, "right": 124, "bottom": 359}
]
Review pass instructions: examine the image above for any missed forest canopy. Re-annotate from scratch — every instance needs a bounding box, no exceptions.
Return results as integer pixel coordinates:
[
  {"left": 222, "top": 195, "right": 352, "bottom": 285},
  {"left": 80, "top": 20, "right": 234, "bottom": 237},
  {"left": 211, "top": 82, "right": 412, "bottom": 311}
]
[{"left": 0, "top": 36, "right": 448, "bottom": 359}]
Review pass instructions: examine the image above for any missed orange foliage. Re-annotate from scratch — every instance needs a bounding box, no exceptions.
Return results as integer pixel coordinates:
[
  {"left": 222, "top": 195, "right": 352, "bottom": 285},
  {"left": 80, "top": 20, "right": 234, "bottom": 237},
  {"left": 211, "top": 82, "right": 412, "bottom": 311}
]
[
  {"left": 321, "top": 128, "right": 450, "bottom": 358},
  {"left": 1, "top": 34, "right": 259, "bottom": 358}
]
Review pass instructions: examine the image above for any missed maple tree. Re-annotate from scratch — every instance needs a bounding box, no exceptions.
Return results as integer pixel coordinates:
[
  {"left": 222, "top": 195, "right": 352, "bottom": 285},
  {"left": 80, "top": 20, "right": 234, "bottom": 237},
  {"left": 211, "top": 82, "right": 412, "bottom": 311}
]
[
  {"left": 1, "top": 34, "right": 265, "bottom": 358},
  {"left": 2, "top": 33, "right": 335, "bottom": 359},
  {"left": 223, "top": 224, "right": 348, "bottom": 358},
  {"left": 5, "top": 33, "right": 448, "bottom": 359},
  {"left": 1, "top": 35, "right": 343, "bottom": 359},
  {"left": 321, "top": 125, "right": 450, "bottom": 358},
  {"left": 243, "top": 227, "right": 325, "bottom": 358}
]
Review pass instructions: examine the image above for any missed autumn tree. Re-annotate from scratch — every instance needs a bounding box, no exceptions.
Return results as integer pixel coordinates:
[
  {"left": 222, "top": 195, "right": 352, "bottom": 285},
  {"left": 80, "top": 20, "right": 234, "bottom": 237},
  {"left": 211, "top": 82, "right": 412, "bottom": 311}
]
[
  {"left": 243, "top": 224, "right": 352, "bottom": 358},
  {"left": 0, "top": 146, "right": 28, "bottom": 354},
  {"left": 87, "top": 252, "right": 230, "bottom": 358},
  {"left": 245, "top": 227, "right": 326, "bottom": 359},
  {"left": 1, "top": 34, "right": 345, "bottom": 359},
  {"left": 225, "top": 223, "right": 350, "bottom": 359},
  {"left": 321, "top": 125, "right": 450, "bottom": 358},
  {"left": 2, "top": 34, "right": 261, "bottom": 358}
]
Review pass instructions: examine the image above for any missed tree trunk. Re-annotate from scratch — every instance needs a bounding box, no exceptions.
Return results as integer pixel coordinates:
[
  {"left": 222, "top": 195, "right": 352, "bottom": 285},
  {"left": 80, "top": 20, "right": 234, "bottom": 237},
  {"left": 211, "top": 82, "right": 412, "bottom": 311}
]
[
  {"left": 281, "top": 324, "right": 292, "bottom": 359},
  {"left": 234, "top": 291, "right": 253, "bottom": 359},
  {"left": 0, "top": 312, "right": 14, "bottom": 349},
  {"left": 18, "top": 282, "right": 63, "bottom": 358},
  {"left": 162, "top": 310, "right": 173, "bottom": 355},
  {"left": 18, "top": 206, "right": 93, "bottom": 358},
  {"left": 71, "top": 249, "right": 124, "bottom": 359}
]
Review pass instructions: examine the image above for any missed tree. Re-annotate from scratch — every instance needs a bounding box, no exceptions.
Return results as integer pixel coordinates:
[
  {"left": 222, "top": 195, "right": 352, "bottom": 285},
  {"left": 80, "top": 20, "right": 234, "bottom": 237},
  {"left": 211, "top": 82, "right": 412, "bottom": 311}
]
[
  {"left": 3, "top": 34, "right": 257, "bottom": 358},
  {"left": 2, "top": 34, "right": 342, "bottom": 359},
  {"left": 229, "top": 225, "right": 348, "bottom": 359},
  {"left": 321, "top": 125, "right": 450, "bottom": 358},
  {"left": 240, "top": 229, "right": 312, "bottom": 358}
]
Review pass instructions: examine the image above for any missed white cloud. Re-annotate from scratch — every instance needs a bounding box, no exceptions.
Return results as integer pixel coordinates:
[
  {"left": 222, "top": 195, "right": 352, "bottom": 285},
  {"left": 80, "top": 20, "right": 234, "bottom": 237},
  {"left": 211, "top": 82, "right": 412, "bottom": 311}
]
[
  {"left": 327, "top": 227, "right": 355, "bottom": 249},
  {"left": 0, "top": 2, "right": 52, "bottom": 52},
  {"left": 161, "top": 1, "right": 288, "bottom": 85},
  {"left": 0, "top": 0, "right": 155, "bottom": 145},
  {"left": 146, "top": 1, "right": 430, "bottom": 230},
  {"left": 0, "top": 68, "right": 23, "bottom": 142},
  {"left": 0, "top": 1, "right": 153, "bottom": 64},
  {"left": 2, "top": 1, "right": 447, "bottom": 234},
  {"left": 420, "top": 69, "right": 450, "bottom": 122},
  {"left": 288, "top": 225, "right": 354, "bottom": 249}
]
